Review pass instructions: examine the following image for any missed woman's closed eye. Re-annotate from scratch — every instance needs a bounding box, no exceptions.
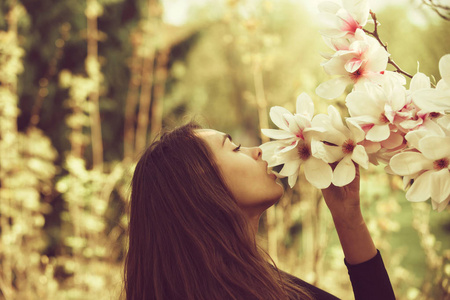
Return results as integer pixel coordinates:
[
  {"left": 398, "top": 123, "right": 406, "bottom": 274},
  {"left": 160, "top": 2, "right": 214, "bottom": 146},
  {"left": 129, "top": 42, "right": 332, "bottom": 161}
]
[{"left": 233, "top": 144, "right": 241, "bottom": 152}]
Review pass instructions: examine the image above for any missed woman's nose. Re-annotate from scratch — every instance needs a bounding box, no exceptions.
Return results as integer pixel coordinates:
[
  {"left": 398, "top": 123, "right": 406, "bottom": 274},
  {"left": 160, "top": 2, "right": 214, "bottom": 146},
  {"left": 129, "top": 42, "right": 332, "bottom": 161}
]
[{"left": 252, "top": 147, "right": 262, "bottom": 160}]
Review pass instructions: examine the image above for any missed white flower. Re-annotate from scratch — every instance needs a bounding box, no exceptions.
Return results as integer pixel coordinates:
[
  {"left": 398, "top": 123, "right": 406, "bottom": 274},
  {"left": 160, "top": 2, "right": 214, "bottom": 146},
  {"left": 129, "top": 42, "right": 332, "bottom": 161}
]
[
  {"left": 389, "top": 123, "right": 450, "bottom": 211},
  {"left": 412, "top": 54, "right": 450, "bottom": 113},
  {"left": 346, "top": 82, "right": 397, "bottom": 142},
  {"left": 260, "top": 93, "right": 333, "bottom": 189},
  {"left": 318, "top": 0, "right": 370, "bottom": 39},
  {"left": 316, "top": 30, "right": 390, "bottom": 99},
  {"left": 307, "top": 105, "right": 369, "bottom": 186}
]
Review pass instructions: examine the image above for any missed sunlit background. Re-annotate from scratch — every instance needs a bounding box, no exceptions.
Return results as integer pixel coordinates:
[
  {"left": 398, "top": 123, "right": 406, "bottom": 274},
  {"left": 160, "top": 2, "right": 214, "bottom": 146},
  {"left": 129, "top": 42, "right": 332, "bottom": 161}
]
[{"left": 0, "top": 0, "right": 449, "bottom": 299}]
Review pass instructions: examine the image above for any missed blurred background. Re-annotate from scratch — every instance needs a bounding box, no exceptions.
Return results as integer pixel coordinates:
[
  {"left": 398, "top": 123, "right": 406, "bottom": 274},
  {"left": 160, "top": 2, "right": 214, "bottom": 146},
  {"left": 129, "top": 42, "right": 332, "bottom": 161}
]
[{"left": 0, "top": 0, "right": 449, "bottom": 299}]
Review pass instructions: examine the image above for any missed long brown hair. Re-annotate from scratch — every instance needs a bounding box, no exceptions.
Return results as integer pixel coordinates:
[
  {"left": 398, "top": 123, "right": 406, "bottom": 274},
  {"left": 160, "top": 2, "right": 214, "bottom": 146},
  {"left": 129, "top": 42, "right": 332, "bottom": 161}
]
[{"left": 124, "top": 122, "right": 312, "bottom": 300}]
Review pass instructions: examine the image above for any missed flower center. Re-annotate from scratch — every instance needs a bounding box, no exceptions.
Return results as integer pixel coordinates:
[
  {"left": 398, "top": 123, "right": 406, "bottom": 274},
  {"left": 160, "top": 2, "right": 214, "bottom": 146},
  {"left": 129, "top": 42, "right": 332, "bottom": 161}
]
[
  {"left": 379, "top": 114, "right": 389, "bottom": 123},
  {"left": 433, "top": 158, "right": 449, "bottom": 170},
  {"left": 349, "top": 69, "right": 363, "bottom": 82},
  {"left": 340, "top": 15, "right": 362, "bottom": 34},
  {"left": 297, "top": 142, "right": 311, "bottom": 161},
  {"left": 342, "top": 139, "right": 355, "bottom": 154},
  {"left": 429, "top": 112, "right": 441, "bottom": 119}
]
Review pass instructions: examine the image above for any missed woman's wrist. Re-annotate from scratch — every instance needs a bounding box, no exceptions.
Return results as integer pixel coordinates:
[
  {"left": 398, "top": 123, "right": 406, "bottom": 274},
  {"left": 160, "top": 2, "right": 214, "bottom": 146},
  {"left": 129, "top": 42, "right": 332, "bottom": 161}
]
[
  {"left": 329, "top": 202, "right": 364, "bottom": 226},
  {"left": 331, "top": 208, "right": 377, "bottom": 265}
]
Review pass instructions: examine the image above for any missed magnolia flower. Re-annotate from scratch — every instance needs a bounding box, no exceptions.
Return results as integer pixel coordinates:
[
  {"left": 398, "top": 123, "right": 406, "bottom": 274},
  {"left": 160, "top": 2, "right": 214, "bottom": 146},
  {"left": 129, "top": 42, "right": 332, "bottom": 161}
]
[
  {"left": 307, "top": 105, "right": 369, "bottom": 186},
  {"left": 389, "top": 125, "right": 450, "bottom": 212},
  {"left": 346, "top": 82, "right": 403, "bottom": 142},
  {"left": 390, "top": 136, "right": 450, "bottom": 211},
  {"left": 316, "top": 30, "right": 390, "bottom": 100},
  {"left": 260, "top": 93, "right": 333, "bottom": 189},
  {"left": 318, "top": 0, "right": 370, "bottom": 39},
  {"left": 413, "top": 54, "right": 450, "bottom": 113}
]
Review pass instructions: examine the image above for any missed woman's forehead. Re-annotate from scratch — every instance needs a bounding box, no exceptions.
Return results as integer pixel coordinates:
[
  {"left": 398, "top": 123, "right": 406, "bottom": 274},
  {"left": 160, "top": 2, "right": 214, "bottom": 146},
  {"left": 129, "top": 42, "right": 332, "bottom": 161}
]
[{"left": 195, "top": 129, "right": 226, "bottom": 148}]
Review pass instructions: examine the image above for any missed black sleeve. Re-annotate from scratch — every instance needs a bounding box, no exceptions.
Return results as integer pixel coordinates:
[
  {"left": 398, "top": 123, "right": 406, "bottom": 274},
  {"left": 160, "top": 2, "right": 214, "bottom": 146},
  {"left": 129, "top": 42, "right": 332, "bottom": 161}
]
[{"left": 345, "top": 250, "right": 395, "bottom": 300}]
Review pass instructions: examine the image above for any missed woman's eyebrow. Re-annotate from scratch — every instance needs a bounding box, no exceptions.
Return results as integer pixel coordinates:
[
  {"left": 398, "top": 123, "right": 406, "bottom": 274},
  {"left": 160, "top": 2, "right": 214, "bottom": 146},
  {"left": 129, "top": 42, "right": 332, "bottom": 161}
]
[{"left": 222, "top": 134, "right": 232, "bottom": 147}]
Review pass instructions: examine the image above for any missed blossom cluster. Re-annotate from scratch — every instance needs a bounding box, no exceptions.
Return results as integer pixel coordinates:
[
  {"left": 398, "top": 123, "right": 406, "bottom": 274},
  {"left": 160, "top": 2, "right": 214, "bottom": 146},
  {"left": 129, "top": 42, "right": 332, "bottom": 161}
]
[{"left": 260, "top": 0, "right": 450, "bottom": 211}]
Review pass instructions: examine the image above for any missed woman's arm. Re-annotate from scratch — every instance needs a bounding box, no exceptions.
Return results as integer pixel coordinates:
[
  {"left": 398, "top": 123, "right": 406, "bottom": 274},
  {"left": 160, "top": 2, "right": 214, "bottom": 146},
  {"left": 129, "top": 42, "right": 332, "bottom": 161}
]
[
  {"left": 321, "top": 163, "right": 376, "bottom": 265},
  {"left": 322, "top": 163, "right": 395, "bottom": 300}
]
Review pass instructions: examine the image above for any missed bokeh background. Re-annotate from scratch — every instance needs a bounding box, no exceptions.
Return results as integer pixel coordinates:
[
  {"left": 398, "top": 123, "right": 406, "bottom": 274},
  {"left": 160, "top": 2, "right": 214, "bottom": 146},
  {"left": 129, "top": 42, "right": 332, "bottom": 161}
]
[{"left": 0, "top": 0, "right": 449, "bottom": 299}]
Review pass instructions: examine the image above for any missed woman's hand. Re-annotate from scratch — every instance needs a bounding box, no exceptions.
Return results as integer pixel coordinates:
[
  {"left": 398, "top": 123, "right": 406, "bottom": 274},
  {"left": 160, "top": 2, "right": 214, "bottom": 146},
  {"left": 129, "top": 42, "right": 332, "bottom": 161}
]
[{"left": 321, "top": 162, "right": 361, "bottom": 221}]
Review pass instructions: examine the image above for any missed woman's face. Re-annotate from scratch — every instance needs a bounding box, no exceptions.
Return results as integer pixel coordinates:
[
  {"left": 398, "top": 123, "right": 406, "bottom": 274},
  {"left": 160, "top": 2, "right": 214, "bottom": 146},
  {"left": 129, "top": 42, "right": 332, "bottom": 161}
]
[{"left": 197, "top": 129, "right": 283, "bottom": 218}]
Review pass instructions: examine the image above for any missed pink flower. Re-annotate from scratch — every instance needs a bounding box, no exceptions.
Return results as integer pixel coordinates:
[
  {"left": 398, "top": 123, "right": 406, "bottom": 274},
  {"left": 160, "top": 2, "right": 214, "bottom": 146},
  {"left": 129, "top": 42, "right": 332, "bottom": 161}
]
[
  {"left": 318, "top": 0, "right": 370, "bottom": 39},
  {"left": 316, "top": 30, "right": 389, "bottom": 100},
  {"left": 260, "top": 93, "right": 333, "bottom": 188}
]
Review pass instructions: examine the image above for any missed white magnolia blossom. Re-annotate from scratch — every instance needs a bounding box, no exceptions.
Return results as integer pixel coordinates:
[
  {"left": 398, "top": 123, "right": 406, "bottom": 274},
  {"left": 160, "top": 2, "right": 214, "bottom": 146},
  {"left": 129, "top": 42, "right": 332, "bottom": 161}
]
[
  {"left": 260, "top": 93, "right": 333, "bottom": 189},
  {"left": 346, "top": 82, "right": 402, "bottom": 142},
  {"left": 389, "top": 121, "right": 450, "bottom": 211},
  {"left": 307, "top": 105, "right": 369, "bottom": 186},
  {"left": 260, "top": 0, "right": 450, "bottom": 211}
]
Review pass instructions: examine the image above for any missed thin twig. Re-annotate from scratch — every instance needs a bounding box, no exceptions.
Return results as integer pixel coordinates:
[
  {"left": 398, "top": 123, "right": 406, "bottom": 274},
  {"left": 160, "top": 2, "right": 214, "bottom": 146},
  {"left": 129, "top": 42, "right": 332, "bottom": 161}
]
[
  {"left": 424, "top": 0, "right": 450, "bottom": 21},
  {"left": 364, "top": 11, "right": 437, "bottom": 87},
  {"left": 423, "top": 0, "right": 450, "bottom": 15},
  {"left": 364, "top": 11, "right": 414, "bottom": 79}
]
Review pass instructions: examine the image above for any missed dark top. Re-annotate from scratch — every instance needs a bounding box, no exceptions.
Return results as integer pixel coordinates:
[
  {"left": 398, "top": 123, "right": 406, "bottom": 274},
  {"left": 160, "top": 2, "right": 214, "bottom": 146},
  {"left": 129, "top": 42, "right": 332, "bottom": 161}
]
[{"left": 284, "top": 250, "right": 395, "bottom": 300}]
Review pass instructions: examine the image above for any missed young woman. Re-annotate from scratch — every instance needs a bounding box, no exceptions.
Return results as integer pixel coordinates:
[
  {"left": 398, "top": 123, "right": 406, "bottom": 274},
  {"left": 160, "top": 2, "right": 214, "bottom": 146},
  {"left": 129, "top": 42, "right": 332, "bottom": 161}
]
[{"left": 124, "top": 122, "right": 395, "bottom": 300}]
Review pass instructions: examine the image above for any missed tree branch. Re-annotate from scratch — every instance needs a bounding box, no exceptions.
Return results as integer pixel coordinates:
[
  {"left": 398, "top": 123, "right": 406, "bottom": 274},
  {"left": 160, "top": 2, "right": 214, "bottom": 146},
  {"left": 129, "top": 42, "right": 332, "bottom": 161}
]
[{"left": 364, "top": 11, "right": 414, "bottom": 79}]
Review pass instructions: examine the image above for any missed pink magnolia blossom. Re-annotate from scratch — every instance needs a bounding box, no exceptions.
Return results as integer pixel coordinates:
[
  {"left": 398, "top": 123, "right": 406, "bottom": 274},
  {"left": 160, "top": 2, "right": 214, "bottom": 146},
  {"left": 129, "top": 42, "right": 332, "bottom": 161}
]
[
  {"left": 318, "top": 0, "right": 370, "bottom": 39},
  {"left": 316, "top": 30, "right": 390, "bottom": 100}
]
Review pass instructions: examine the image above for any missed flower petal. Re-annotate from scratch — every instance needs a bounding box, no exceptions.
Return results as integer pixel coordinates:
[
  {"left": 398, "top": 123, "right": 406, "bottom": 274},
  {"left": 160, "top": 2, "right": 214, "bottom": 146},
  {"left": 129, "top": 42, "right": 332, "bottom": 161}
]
[
  {"left": 364, "top": 44, "right": 389, "bottom": 72},
  {"left": 361, "top": 140, "right": 381, "bottom": 153},
  {"left": 346, "top": 119, "right": 365, "bottom": 142},
  {"left": 346, "top": 90, "right": 382, "bottom": 117},
  {"left": 332, "top": 155, "right": 355, "bottom": 187},
  {"left": 296, "top": 92, "right": 315, "bottom": 119},
  {"left": 439, "top": 54, "right": 450, "bottom": 85},
  {"left": 345, "top": 58, "right": 363, "bottom": 73},
  {"left": 311, "top": 138, "right": 343, "bottom": 163},
  {"left": 285, "top": 114, "right": 303, "bottom": 137},
  {"left": 288, "top": 171, "right": 299, "bottom": 188},
  {"left": 418, "top": 136, "right": 450, "bottom": 161},
  {"left": 430, "top": 169, "right": 450, "bottom": 203},
  {"left": 261, "top": 129, "right": 295, "bottom": 140},
  {"left": 269, "top": 106, "right": 293, "bottom": 131},
  {"left": 318, "top": 1, "right": 341, "bottom": 14},
  {"left": 279, "top": 139, "right": 300, "bottom": 153},
  {"left": 316, "top": 77, "right": 351, "bottom": 100},
  {"left": 366, "top": 124, "right": 391, "bottom": 142},
  {"left": 260, "top": 141, "right": 287, "bottom": 166},
  {"left": 410, "top": 72, "right": 430, "bottom": 92},
  {"left": 380, "top": 132, "right": 404, "bottom": 149},
  {"left": 413, "top": 89, "right": 450, "bottom": 113},
  {"left": 351, "top": 144, "right": 369, "bottom": 169},
  {"left": 279, "top": 160, "right": 301, "bottom": 177},
  {"left": 389, "top": 152, "right": 433, "bottom": 176},
  {"left": 405, "top": 171, "right": 433, "bottom": 202},
  {"left": 432, "top": 197, "right": 450, "bottom": 212},
  {"left": 329, "top": 105, "right": 348, "bottom": 133},
  {"left": 304, "top": 157, "right": 333, "bottom": 189},
  {"left": 343, "top": 0, "right": 370, "bottom": 25}
]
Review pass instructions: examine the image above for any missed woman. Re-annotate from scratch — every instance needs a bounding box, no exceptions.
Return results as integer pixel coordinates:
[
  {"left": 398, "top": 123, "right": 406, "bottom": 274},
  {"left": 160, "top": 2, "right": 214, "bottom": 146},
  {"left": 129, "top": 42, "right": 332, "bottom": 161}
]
[{"left": 124, "top": 122, "right": 395, "bottom": 300}]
